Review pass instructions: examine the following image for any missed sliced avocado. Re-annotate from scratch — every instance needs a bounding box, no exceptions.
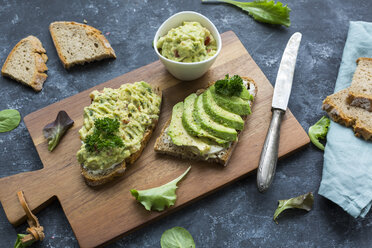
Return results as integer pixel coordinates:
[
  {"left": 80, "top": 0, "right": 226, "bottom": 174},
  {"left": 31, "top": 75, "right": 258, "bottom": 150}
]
[
  {"left": 203, "top": 89, "right": 244, "bottom": 130},
  {"left": 210, "top": 85, "right": 251, "bottom": 115},
  {"left": 168, "top": 102, "right": 211, "bottom": 155},
  {"left": 239, "top": 87, "right": 253, "bottom": 101},
  {"left": 182, "top": 93, "right": 229, "bottom": 146},
  {"left": 194, "top": 94, "right": 237, "bottom": 142}
]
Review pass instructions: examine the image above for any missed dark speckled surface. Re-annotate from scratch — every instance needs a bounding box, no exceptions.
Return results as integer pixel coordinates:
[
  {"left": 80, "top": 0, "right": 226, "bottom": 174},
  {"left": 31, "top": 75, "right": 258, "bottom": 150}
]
[{"left": 1, "top": 0, "right": 372, "bottom": 247}]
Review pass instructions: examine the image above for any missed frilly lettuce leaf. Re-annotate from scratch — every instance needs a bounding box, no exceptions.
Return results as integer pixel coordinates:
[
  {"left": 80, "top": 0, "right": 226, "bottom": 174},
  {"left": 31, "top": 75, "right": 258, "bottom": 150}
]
[
  {"left": 273, "top": 192, "right": 314, "bottom": 224},
  {"left": 308, "top": 116, "right": 330, "bottom": 150},
  {"left": 43, "top": 111, "right": 74, "bottom": 151},
  {"left": 131, "top": 166, "right": 191, "bottom": 211},
  {"left": 161, "top": 227, "right": 195, "bottom": 248},
  {"left": 202, "top": 0, "right": 291, "bottom": 27}
]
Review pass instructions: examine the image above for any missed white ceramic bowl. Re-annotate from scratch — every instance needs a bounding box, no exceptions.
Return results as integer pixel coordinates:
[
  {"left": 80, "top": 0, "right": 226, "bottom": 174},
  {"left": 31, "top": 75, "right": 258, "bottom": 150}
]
[{"left": 153, "top": 11, "right": 222, "bottom": 81}]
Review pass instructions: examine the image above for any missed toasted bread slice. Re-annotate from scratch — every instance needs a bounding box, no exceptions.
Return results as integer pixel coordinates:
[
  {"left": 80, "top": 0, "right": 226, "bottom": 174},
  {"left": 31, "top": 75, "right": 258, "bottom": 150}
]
[
  {"left": 81, "top": 86, "right": 162, "bottom": 186},
  {"left": 154, "top": 77, "right": 258, "bottom": 166},
  {"left": 49, "top": 21, "right": 116, "bottom": 69},
  {"left": 347, "top": 58, "right": 372, "bottom": 112},
  {"left": 323, "top": 88, "right": 372, "bottom": 140},
  {"left": 1, "top": 35, "right": 48, "bottom": 91}
]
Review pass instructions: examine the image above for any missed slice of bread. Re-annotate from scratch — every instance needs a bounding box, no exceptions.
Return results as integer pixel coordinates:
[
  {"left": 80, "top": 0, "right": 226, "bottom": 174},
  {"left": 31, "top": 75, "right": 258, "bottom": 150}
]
[
  {"left": 323, "top": 88, "right": 372, "bottom": 140},
  {"left": 49, "top": 21, "right": 116, "bottom": 69},
  {"left": 81, "top": 86, "right": 162, "bottom": 186},
  {"left": 347, "top": 58, "right": 372, "bottom": 111},
  {"left": 1, "top": 35, "right": 48, "bottom": 91},
  {"left": 154, "top": 77, "right": 258, "bottom": 166}
]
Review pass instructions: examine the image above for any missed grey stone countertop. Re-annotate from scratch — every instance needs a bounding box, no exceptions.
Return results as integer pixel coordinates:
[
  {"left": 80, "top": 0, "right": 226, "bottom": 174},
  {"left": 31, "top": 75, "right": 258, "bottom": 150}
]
[{"left": 1, "top": 0, "right": 372, "bottom": 247}]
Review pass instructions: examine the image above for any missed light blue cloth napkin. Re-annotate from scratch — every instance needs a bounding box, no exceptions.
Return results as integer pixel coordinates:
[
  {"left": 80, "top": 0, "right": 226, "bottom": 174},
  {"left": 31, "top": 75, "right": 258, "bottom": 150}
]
[{"left": 318, "top": 21, "right": 372, "bottom": 218}]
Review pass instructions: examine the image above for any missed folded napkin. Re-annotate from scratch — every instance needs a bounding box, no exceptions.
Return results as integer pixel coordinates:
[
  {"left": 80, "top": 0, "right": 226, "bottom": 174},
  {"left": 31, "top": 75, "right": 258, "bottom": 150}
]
[{"left": 318, "top": 21, "right": 372, "bottom": 218}]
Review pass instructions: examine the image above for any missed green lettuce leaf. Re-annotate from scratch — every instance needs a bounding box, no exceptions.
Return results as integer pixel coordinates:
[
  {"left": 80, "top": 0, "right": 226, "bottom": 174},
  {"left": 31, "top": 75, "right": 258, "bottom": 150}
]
[
  {"left": 43, "top": 111, "right": 74, "bottom": 151},
  {"left": 308, "top": 116, "right": 330, "bottom": 151},
  {"left": 161, "top": 227, "right": 195, "bottom": 248},
  {"left": 273, "top": 192, "right": 314, "bottom": 224},
  {"left": 202, "top": 0, "right": 291, "bottom": 27},
  {"left": 14, "top": 234, "right": 35, "bottom": 248},
  {"left": 131, "top": 166, "right": 191, "bottom": 211},
  {"left": 0, "top": 109, "right": 21, "bottom": 133}
]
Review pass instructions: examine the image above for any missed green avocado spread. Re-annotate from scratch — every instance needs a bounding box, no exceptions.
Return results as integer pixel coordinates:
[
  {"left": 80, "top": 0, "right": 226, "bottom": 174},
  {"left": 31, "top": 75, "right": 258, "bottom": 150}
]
[
  {"left": 76, "top": 81, "right": 161, "bottom": 172},
  {"left": 157, "top": 21, "right": 217, "bottom": 63}
]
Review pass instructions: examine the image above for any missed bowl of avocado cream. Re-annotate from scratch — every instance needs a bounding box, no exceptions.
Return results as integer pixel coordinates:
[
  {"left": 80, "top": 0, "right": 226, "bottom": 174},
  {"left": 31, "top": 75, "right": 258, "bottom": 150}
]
[{"left": 154, "top": 11, "right": 222, "bottom": 81}]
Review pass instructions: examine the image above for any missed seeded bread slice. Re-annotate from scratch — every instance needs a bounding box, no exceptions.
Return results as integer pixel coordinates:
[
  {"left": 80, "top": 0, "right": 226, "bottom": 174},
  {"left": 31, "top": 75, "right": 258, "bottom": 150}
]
[
  {"left": 323, "top": 88, "right": 372, "bottom": 140},
  {"left": 49, "top": 21, "right": 116, "bottom": 69},
  {"left": 1, "top": 35, "right": 48, "bottom": 91},
  {"left": 81, "top": 86, "right": 162, "bottom": 186},
  {"left": 154, "top": 77, "right": 258, "bottom": 166},
  {"left": 347, "top": 58, "right": 372, "bottom": 111}
]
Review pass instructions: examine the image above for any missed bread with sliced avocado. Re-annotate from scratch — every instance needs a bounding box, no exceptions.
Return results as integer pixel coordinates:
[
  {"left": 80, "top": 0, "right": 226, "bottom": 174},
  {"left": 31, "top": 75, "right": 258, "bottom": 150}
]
[
  {"left": 154, "top": 76, "right": 257, "bottom": 166},
  {"left": 78, "top": 82, "right": 162, "bottom": 186}
]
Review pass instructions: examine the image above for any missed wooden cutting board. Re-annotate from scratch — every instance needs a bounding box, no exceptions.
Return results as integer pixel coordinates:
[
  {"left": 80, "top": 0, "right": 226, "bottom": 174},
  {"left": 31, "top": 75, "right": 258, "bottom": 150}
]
[{"left": 0, "top": 31, "right": 309, "bottom": 247}]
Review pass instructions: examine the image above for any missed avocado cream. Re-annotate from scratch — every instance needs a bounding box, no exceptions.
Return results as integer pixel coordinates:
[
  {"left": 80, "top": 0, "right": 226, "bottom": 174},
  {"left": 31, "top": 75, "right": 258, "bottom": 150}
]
[
  {"left": 76, "top": 81, "right": 161, "bottom": 172},
  {"left": 157, "top": 21, "right": 217, "bottom": 63}
]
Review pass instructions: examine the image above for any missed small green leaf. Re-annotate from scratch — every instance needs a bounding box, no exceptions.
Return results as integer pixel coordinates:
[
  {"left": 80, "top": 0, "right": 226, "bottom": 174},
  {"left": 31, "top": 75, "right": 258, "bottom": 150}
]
[
  {"left": 14, "top": 234, "right": 35, "bottom": 248},
  {"left": 273, "top": 192, "right": 314, "bottom": 224},
  {"left": 202, "top": 0, "right": 291, "bottom": 27},
  {"left": 131, "top": 166, "right": 191, "bottom": 211},
  {"left": 215, "top": 74, "right": 244, "bottom": 97},
  {"left": 161, "top": 227, "right": 195, "bottom": 248},
  {"left": 43, "top": 111, "right": 74, "bottom": 151},
  {"left": 308, "top": 116, "right": 330, "bottom": 151},
  {"left": 0, "top": 109, "right": 21, "bottom": 132}
]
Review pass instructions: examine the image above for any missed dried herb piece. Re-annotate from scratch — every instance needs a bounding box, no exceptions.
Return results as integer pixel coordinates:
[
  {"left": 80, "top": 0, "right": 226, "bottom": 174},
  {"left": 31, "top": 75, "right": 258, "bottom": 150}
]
[
  {"left": 0, "top": 109, "right": 21, "bottom": 132},
  {"left": 131, "top": 166, "right": 191, "bottom": 211},
  {"left": 14, "top": 234, "right": 35, "bottom": 248},
  {"left": 161, "top": 227, "right": 195, "bottom": 248},
  {"left": 308, "top": 116, "right": 330, "bottom": 151},
  {"left": 43, "top": 110, "right": 74, "bottom": 151},
  {"left": 273, "top": 192, "right": 314, "bottom": 224}
]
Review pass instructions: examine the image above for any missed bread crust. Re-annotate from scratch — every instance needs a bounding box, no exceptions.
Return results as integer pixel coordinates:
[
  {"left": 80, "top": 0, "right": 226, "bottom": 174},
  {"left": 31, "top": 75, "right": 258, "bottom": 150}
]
[
  {"left": 154, "top": 77, "right": 258, "bottom": 166},
  {"left": 81, "top": 86, "right": 162, "bottom": 186},
  {"left": 1, "top": 35, "right": 48, "bottom": 91},
  {"left": 49, "top": 21, "right": 116, "bottom": 69},
  {"left": 323, "top": 89, "right": 372, "bottom": 141},
  {"left": 346, "top": 57, "right": 372, "bottom": 111}
]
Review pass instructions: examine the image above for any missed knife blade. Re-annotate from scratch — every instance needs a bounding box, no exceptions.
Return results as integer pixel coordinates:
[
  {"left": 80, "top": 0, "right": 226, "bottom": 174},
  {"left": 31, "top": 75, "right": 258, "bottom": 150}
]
[{"left": 256, "top": 32, "right": 302, "bottom": 193}]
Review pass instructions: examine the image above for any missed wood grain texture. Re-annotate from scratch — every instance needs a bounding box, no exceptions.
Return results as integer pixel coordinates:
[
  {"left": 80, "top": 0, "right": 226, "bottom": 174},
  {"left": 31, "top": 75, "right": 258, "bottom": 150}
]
[{"left": 0, "top": 31, "right": 309, "bottom": 248}]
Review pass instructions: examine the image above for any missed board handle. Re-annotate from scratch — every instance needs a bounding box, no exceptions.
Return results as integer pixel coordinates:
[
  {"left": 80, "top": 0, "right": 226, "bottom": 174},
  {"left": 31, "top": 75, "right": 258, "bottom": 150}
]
[{"left": 0, "top": 169, "right": 57, "bottom": 226}]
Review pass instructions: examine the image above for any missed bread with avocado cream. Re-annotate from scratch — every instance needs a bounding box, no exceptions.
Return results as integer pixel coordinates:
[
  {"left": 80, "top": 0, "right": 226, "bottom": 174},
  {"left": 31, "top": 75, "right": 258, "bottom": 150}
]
[
  {"left": 77, "top": 81, "right": 162, "bottom": 186},
  {"left": 154, "top": 76, "right": 257, "bottom": 166}
]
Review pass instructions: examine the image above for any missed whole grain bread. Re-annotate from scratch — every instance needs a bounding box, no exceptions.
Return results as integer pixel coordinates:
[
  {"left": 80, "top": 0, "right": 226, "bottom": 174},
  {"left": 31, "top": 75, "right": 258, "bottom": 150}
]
[
  {"left": 49, "top": 21, "right": 116, "bottom": 69},
  {"left": 1, "top": 35, "right": 48, "bottom": 91},
  {"left": 347, "top": 58, "right": 372, "bottom": 111},
  {"left": 154, "top": 77, "right": 258, "bottom": 166},
  {"left": 323, "top": 88, "right": 372, "bottom": 140},
  {"left": 81, "top": 86, "right": 162, "bottom": 186}
]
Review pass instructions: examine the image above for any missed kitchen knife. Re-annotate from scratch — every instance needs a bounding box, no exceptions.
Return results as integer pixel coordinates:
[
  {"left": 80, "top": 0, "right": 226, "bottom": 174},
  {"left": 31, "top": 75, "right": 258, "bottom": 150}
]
[{"left": 256, "top": 32, "right": 302, "bottom": 193}]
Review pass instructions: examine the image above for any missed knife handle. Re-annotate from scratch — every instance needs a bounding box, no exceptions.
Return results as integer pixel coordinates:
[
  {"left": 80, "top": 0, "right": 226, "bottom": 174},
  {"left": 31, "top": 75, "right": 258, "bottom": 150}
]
[{"left": 256, "top": 108, "right": 285, "bottom": 193}]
